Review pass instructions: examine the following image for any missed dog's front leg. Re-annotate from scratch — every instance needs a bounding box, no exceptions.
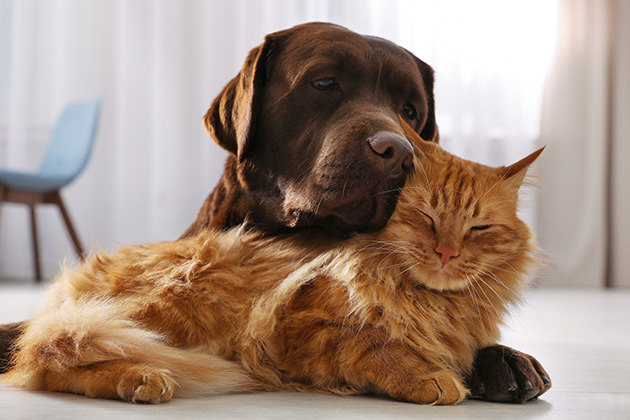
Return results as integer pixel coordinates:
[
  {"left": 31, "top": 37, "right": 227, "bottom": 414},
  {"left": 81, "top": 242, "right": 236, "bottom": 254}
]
[{"left": 467, "top": 344, "right": 551, "bottom": 403}]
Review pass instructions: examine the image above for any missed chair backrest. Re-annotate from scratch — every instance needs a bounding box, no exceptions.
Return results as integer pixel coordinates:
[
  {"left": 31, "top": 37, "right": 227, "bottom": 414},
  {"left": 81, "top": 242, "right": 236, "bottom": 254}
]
[{"left": 38, "top": 99, "right": 101, "bottom": 182}]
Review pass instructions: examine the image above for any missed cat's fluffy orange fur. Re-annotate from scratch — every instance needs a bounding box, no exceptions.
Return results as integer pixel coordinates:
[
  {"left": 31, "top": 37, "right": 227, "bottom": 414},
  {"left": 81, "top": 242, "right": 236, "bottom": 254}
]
[{"left": 1, "top": 121, "right": 543, "bottom": 405}]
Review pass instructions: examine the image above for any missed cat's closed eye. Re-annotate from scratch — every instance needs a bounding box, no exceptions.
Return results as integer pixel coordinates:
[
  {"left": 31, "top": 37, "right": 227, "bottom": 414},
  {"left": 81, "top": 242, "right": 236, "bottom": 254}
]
[
  {"left": 418, "top": 211, "right": 436, "bottom": 232},
  {"left": 470, "top": 225, "right": 491, "bottom": 231}
]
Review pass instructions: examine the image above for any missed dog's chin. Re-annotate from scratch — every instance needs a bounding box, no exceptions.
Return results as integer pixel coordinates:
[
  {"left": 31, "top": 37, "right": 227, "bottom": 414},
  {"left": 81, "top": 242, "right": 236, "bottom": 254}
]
[{"left": 307, "top": 177, "right": 403, "bottom": 235}]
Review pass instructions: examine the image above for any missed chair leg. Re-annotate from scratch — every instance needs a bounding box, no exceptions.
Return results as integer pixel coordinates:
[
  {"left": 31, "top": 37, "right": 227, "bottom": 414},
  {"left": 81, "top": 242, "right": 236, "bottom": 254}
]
[
  {"left": 54, "top": 192, "right": 85, "bottom": 260},
  {"left": 0, "top": 184, "right": 4, "bottom": 235},
  {"left": 29, "top": 204, "right": 42, "bottom": 283}
]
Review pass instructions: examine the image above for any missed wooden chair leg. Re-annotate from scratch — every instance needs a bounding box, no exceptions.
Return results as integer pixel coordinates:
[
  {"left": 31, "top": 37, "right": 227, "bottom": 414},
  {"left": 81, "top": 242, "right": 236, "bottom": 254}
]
[
  {"left": 0, "top": 184, "right": 4, "bottom": 236},
  {"left": 29, "top": 204, "right": 42, "bottom": 282},
  {"left": 54, "top": 192, "right": 85, "bottom": 260}
]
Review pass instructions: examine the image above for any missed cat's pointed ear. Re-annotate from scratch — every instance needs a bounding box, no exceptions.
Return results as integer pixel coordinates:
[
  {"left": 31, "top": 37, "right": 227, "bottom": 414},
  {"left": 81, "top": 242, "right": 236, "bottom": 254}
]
[
  {"left": 398, "top": 115, "right": 434, "bottom": 152},
  {"left": 499, "top": 146, "right": 546, "bottom": 188}
]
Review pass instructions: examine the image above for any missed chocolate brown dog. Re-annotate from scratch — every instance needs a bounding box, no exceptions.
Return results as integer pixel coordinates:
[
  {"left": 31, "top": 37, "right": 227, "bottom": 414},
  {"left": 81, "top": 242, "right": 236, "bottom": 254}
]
[
  {"left": 0, "top": 23, "right": 550, "bottom": 403},
  {"left": 181, "top": 22, "right": 437, "bottom": 237}
]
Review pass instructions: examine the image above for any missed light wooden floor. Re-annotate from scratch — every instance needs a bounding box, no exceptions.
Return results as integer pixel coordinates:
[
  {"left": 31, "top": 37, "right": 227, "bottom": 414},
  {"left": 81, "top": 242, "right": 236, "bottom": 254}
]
[{"left": 0, "top": 284, "right": 628, "bottom": 420}]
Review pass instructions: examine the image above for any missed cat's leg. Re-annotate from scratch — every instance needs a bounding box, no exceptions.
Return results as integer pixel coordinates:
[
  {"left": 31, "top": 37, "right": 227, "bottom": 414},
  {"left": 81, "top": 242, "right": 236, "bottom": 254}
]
[
  {"left": 379, "top": 368, "right": 469, "bottom": 405},
  {"left": 7, "top": 336, "right": 258, "bottom": 403},
  {"left": 44, "top": 360, "right": 176, "bottom": 403},
  {"left": 3, "top": 306, "right": 258, "bottom": 401},
  {"left": 327, "top": 333, "right": 468, "bottom": 405},
  {"left": 467, "top": 344, "right": 551, "bottom": 403}
]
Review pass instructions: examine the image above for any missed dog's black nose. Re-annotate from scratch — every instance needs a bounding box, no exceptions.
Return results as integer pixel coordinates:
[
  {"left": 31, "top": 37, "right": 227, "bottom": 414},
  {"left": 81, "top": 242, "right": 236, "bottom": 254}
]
[{"left": 367, "top": 131, "right": 414, "bottom": 175}]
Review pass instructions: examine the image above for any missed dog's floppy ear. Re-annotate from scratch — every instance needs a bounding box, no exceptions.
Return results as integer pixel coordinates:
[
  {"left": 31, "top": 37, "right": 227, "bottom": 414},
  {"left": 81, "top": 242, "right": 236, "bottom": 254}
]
[
  {"left": 203, "top": 38, "right": 273, "bottom": 161},
  {"left": 412, "top": 55, "right": 440, "bottom": 143}
]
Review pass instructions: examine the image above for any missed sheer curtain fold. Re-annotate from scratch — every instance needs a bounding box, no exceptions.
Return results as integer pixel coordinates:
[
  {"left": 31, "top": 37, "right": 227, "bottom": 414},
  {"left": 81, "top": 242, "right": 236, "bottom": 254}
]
[
  {"left": 0, "top": 0, "right": 556, "bottom": 280},
  {"left": 537, "top": 0, "right": 630, "bottom": 287}
]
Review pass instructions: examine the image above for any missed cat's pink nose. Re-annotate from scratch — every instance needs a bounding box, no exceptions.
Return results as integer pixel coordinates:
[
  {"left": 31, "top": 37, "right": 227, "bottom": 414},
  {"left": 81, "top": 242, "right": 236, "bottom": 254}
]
[{"left": 436, "top": 248, "right": 459, "bottom": 265}]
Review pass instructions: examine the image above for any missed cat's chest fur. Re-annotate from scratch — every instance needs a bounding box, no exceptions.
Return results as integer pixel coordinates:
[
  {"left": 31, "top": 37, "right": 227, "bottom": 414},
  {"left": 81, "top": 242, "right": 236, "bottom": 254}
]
[{"left": 245, "top": 249, "right": 509, "bottom": 388}]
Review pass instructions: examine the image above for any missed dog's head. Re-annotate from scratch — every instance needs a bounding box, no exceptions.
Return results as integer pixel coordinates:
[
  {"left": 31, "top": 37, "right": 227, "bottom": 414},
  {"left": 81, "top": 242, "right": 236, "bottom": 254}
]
[{"left": 205, "top": 22, "right": 438, "bottom": 234}]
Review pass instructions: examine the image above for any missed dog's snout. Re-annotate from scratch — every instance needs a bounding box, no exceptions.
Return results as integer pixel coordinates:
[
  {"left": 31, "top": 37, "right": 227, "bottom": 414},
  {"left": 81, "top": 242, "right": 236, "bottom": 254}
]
[{"left": 367, "top": 132, "right": 414, "bottom": 175}]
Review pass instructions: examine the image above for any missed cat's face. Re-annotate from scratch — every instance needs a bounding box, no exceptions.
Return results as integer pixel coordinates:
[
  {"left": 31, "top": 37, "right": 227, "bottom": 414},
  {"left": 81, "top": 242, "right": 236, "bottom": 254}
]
[{"left": 378, "top": 119, "right": 542, "bottom": 292}]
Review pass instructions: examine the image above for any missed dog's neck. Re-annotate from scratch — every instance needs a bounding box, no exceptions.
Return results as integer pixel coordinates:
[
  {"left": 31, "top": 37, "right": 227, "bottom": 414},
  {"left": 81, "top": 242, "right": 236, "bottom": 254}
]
[{"left": 180, "top": 156, "right": 288, "bottom": 238}]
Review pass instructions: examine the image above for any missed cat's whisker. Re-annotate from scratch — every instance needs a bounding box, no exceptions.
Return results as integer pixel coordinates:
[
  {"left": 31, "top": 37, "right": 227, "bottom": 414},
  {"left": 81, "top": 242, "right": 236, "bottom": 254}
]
[
  {"left": 473, "top": 265, "right": 502, "bottom": 283},
  {"left": 474, "top": 270, "right": 531, "bottom": 340},
  {"left": 392, "top": 261, "right": 420, "bottom": 279},
  {"left": 475, "top": 268, "right": 511, "bottom": 294},
  {"left": 369, "top": 246, "right": 408, "bottom": 254},
  {"left": 368, "top": 239, "right": 417, "bottom": 247},
  {"left": 376, "top": 252, "right": 401, "bottom": 271},
  {"left": 378, "top": 261, "right": 415, "bottom": 270},
  {"left": 359, "top": 243, "right": 406, "bottom": 254},
  {"left": 489, "top": 262, "right": 522, "bottom": 276},
  {"left": 405, "top": 158, "right": 432, "bottom": 191},
  {"left": 376, "top": 186, "right": 404, "bottom": 196},
  {"left": 362, "top": 239, "right": 406, "bottom": 248},
  {"left": 398, "top": 185, "right": 432, "bottom": 192},
  {"left": 479, "top": 273, "right": 514, "bottom": 294},
  {"left": 476, "top": 277, "right": 511, "bottom": 315},
  {"left": 363, "top": 245, "right": 403, "bottom": 254},
  {"left": 469, "top": 277, "right": 493, "bottom": 323},
  {"left": 361, "top": 240, "right": 415, "bottom": 271},
  {"left": 478, "top": 255, "right": 523, "bottom": 276},
  {"left": 464, "top": 276, "right": 483, "bottom": 323},
  {"left": 471, "top": 275, "right": 502, "bottom": 318},
  {"left": 368, "top": 249, "right": 409, "bottom": 260}
]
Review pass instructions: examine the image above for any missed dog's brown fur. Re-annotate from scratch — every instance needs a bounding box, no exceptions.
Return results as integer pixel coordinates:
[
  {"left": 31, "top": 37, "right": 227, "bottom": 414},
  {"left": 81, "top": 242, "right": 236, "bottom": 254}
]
[{"left": 2, "top": 123, "right": 550, "bottom": 405}]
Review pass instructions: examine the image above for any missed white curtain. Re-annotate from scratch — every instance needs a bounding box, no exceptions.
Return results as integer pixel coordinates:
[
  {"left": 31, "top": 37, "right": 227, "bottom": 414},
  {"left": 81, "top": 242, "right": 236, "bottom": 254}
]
[
  {"left": 0, "top": 0, "right": 556, "bottom": 280},
  {"left": 537, "top": 0, "right": 630, "bottom": 287}
]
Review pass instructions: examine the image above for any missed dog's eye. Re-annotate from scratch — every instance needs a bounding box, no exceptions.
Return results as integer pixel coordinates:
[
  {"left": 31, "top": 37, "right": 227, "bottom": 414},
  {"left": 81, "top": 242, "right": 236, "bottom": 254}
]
[
  {"left": 312, "top": 77, "right": 339, "bottom": 91},
  {"left": 402, "top": 103, "right": 417, "bottom": 120}
]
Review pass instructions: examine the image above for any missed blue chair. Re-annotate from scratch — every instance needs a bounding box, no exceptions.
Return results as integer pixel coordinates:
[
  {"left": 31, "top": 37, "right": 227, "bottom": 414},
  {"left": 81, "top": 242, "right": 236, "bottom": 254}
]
[{"left": 0, "top": 99, "right": 101, "bottom": 282}]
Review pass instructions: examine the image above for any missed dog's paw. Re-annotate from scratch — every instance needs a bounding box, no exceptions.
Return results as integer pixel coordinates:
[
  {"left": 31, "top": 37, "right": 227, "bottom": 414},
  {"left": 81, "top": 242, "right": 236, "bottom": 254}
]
[
  {"left": 117, "top": 365, "right": 176, "bottom": 404},
  {"left": 467, "top": 345, "right": 551, "bottom": 403}
]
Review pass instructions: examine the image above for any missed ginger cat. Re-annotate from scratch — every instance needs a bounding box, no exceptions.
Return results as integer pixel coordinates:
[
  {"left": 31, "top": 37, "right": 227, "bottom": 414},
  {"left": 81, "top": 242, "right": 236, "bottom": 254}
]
[{"left": 2, "top": 121, "right": 545, "bottom": 405}]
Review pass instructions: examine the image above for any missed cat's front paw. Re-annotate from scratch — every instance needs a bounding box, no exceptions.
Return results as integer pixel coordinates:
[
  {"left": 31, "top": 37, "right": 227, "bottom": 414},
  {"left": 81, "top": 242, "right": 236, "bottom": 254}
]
[
  {"left": 468, "top": 345, "right": 551, "bottom": 403},
  {"left": 410, "top": 370, "right": 468, "bottom": 405},
  {"left": 117, "top": 365, "right": 176, "bottom": 404}
]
